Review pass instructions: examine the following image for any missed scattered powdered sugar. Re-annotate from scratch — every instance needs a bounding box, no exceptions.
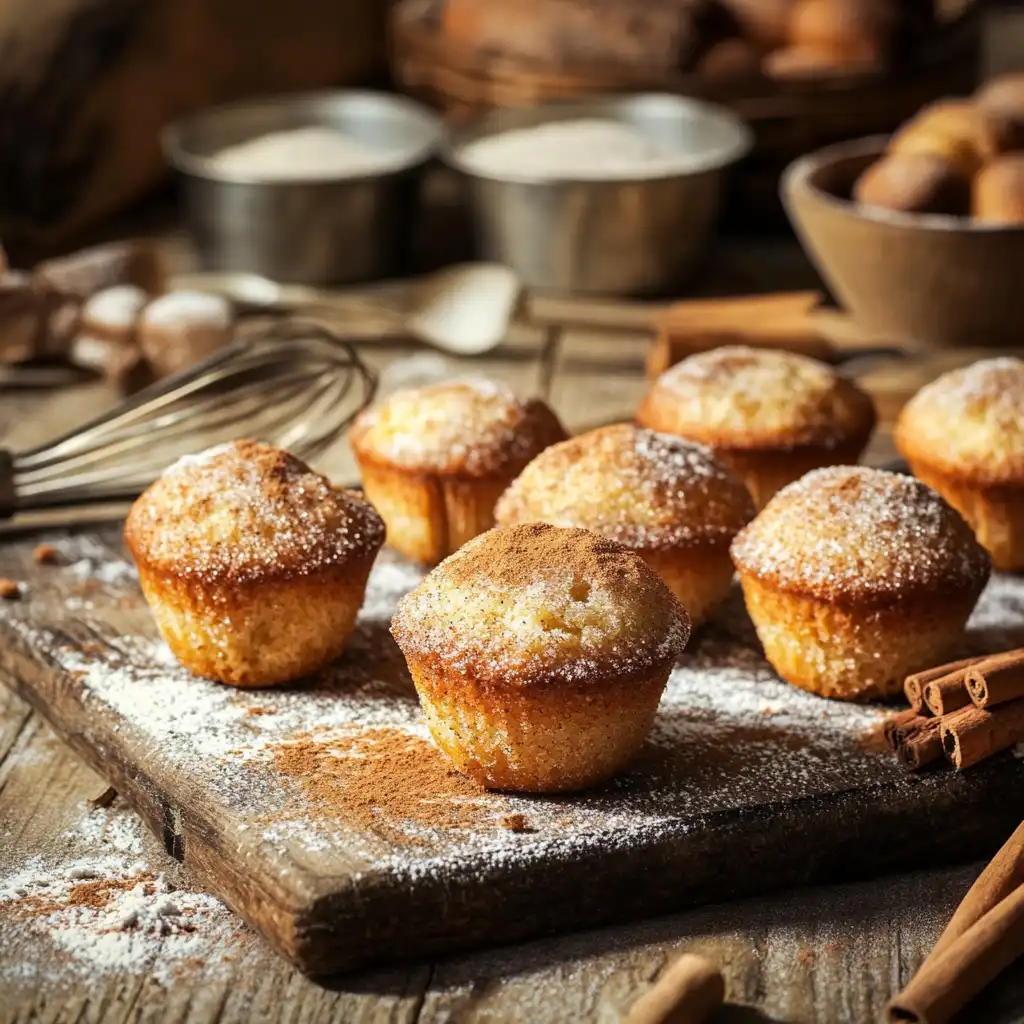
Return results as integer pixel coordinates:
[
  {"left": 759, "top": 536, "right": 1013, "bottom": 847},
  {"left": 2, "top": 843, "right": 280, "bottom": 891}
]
[
  {"left": 205, "top": 126, "right": 413, "bottom": 181},
  {"left": 0, "top": 803, "right": 246, "bottom": 987},
  {"left": 4, "top": 527, "right": 1024, "bottom": 962},
  {"left": 456, "top": 118, "right": 701, "bottom": 181}
]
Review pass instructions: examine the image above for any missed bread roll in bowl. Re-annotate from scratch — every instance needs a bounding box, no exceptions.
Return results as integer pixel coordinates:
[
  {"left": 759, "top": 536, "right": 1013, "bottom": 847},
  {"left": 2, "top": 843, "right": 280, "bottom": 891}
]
[
  {"left": 853, "top": 151, "right": 969, "bottom": 215},
  {"left": 896, "top": 357, "right": 1024, "bottom": 570},
  {"left": 889, "top": 100, "right": 996, "bottom": 180},
  {"left": 125, "top": 440, "right": 385, "bottom": 687},
  {"left": 495, "top": 424, "right": 754, "bottom": 626},
  {"left": 731, "top": 466, "right": 990, "bottom": 700},
  {"left": 635, "top": 345, "right": 876, "bottom": 509},
  {"left": 975, "top": 73, "right": 1024, "bottom": 154},
  {"left": 973, "top": 155, "right": 1024, "bottom": 225},
  {"left": 391, "top": 523, "right": 690, "bottom": 792}
]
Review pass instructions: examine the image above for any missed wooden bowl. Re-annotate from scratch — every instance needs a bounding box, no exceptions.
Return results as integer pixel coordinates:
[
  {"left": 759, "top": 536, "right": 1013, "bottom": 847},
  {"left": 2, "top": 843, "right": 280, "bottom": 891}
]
[{"left": 782, "top": 136, "right": 1024, "bottom": 347}]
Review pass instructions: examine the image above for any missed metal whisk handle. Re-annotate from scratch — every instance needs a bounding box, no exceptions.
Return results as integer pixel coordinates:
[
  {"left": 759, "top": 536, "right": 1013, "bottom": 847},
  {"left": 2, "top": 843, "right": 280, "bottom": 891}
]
[{"left": 0, "top": 450, "right": 14, "bottom": 518}]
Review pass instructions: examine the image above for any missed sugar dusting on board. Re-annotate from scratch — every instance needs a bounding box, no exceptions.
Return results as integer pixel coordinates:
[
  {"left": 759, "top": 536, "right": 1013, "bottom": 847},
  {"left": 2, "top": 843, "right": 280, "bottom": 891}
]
[
  {"left": 5, "top": 529, "right": 1024, "bottom": 923},
  {"left": 0, "top": 800, "right": 247, "bottom": 986}
]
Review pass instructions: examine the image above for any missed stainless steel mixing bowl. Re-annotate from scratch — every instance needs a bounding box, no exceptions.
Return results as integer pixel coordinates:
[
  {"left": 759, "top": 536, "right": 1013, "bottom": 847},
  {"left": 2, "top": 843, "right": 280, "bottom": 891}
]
[
  {"left": 163, "top": 91, "right": 444, "bottom": 285},
  {"left": 443, "top": 95, "right": 752, "bottom": 296}
]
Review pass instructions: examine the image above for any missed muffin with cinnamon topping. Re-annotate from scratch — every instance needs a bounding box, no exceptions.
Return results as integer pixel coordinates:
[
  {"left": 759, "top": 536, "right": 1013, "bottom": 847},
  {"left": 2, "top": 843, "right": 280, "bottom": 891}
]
[
  {"left": 896, "top": 358, "right": 1024, "bottom": 571},
  {"left": 125, "top": 440, "right": 385, "bottom": 687},
  {"left": 731, "top": 467, "right": 990, "bottom": 701},
  {"left": 350, "top": 379, "right": 566, "bottom": 564},
  {"left": 636, "top": 346, "right": 876, "bottom": 508},
  {"left": 391, "top": 523, "right": 690, "bottom": 792},
  {"left": 495, "top": 424, "right": 754, "bottom": 626}
]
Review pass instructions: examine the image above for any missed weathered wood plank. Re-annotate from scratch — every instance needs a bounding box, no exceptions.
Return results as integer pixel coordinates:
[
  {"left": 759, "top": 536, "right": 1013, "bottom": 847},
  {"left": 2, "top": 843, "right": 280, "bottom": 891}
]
[
  {"left": 416, "top": 864, "right": 1024, "bottom": 1024},
  {"left": 0, "top": 695, "right": 430, "bottom": 1024},
  {"left": 3, "top": 524, "right": 1024, "bottom": 978}
]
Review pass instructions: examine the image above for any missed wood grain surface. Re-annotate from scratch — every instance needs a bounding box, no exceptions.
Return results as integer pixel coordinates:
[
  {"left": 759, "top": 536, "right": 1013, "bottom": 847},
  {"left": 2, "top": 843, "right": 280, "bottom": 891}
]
[
  {"left": 4, "top": 232, "right": 1024, "bottom": 1018},
  {"left": 7, "top": 523, "right": 1024, "bottom": 977}
]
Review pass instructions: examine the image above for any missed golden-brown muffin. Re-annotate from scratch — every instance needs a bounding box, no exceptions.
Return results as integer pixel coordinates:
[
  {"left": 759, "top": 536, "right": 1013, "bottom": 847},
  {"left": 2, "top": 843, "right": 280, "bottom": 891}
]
[
  {"left": 731, "top": 466, "right": 990, "bottom": 700},
  {"left": 895, "top": 357, "right": 1024, "bottom": 570},
  {"left": 852, "top": 152, "right": 970, "bottom": 215},
  {"left": 494, "top": 424, "right": 754, "bottom": 626},
  {"left": 350, "top": 379, "right": 567, "bottom": 565},
  {"left": 972, "top": 155, "right": 1024, "bottom": 225},
  {"left": 889, "top": 100, "right": 995, "bottom": 181},
  {"left": 125, "top": 439, "right": 385, "bottom": 688},
  {"left": 635, "top": 346, "right": 877, "bottom": 509},
  {"left": 391, "top": 523, "right": 690, "bottom": 792}
]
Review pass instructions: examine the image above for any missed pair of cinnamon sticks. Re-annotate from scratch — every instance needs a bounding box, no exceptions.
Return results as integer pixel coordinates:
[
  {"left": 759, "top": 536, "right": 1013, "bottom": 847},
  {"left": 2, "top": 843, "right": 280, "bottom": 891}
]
[
  {"left": 887, "top": 819, "right": 1024, "bottom": 1024},
  {"left": 884, "top": 649, "right": 1024, "bottom": 771}
]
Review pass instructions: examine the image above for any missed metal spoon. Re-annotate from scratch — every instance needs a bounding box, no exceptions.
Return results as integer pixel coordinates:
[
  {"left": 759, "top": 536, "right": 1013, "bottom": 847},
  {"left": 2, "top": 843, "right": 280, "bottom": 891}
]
[{"left": 171, "top": 263, "right": 523, "bottom": 357}]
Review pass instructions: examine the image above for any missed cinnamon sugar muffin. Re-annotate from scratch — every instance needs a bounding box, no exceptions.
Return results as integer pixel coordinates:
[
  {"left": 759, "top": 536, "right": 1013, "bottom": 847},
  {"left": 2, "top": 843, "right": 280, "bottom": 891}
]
[
  {"left": 350, "top": 379, "right": 566, "bottom": 564},
  {"left": 895, "top": 357, "right": 1024, "bottom": 570},
  {"left": 125, "top": 440, "right": 385, "bottom": 688},
  {"left": 495, "top": 424, "right": 754, "bottom": 626},
  {"left": 731, "top": 467, "right": 990, "bottom": 701},
  {"left": 636, "top": 346, "right": 876, "bottom": 508},
  {"left": 391, "top": 523, "right": 690, "bottom": 792}
]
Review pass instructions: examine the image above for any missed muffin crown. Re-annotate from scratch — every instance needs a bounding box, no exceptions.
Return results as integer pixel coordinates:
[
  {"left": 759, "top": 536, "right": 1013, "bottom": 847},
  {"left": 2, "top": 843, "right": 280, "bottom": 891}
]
[
  {"left": 125, "top": 439, "right": 385, "bottom": 584},
  {"left": 637, "top": 345, "right": 876, "bottom": 452},
  {"left": 895, "top": 357, "right": 1024, "bottom": 486},
  {"left": 350, "top": 379, "right": 566, "bottom": 477},
  {"left": 391, "top": 523, "right": 690, "bottom": 688},
  {"left": 730, "top": 466, "right": 990, "bottom": 606},
  {"left": 495, "top": 424, "right": 754, "bottom": 549}
]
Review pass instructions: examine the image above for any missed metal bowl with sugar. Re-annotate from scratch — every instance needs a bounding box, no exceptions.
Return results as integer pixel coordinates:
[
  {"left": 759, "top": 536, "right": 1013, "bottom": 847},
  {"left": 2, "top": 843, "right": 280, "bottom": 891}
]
[
  {"left": 163, "top": 91, "right": 445, "bottom": 286},
  {"left": 443, "top": 94, "right": 752, "bottom": 296}
]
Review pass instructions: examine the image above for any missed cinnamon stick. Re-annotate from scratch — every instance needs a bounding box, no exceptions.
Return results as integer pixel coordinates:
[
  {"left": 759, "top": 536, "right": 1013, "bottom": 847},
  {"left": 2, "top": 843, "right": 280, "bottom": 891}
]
[
  {"left": 884, "top": 708, "right": 925, "bottom": 752},
  {"left": 896, "top": 718, "right": 944, "bottom": 771},
  {"left": 886, "top": 882, "right": 1024, "bottom": 1024},
  {"left": 904, "top": 656, "right": 987, "bottom": 714},
  {"left": 922, "top": 671, "right": 972, "bottom": 717},
  {"left": 940, "top": 699, "right": 1024, "bottom": 770},
  {"left": 928, "top": 820, "right": 1024, "bottom": 966},
  {"left": 888, "top": 821, "right": 1024, "bottom": 1022},
  {"left": 625, "top": 953, "right": 724, "bottom": 1024},
  {"left": 966, "top": 649, "right": 1024, "bottom": 709}
]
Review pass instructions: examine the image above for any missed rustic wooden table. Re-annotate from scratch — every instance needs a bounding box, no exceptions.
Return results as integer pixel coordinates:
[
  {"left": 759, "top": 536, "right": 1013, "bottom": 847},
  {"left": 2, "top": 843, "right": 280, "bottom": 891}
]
[{"left": 2, "top": 234, "right": 1024, "bottom": 1023}]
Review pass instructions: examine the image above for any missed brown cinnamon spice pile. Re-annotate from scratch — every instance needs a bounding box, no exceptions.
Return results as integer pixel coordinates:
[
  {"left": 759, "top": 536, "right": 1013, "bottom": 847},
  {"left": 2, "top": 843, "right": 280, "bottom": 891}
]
[
  {"left": 67, "top": 873, "right": 154, "bottom": 909},
  {"left": 270, "top": 727, "right": 506, "bottom": 841}
]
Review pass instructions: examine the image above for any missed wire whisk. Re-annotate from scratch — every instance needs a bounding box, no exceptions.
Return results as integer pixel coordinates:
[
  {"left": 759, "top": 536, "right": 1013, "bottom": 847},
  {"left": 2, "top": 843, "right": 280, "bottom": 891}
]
[{"left": 4, "top": 319, "right": 377, "bottom": 515}]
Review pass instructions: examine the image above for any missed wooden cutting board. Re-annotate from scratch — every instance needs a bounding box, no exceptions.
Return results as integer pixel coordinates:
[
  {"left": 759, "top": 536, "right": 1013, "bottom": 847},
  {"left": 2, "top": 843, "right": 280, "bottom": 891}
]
[{"left": 3, "top": 524, "right": 1024, "bottom": 976}]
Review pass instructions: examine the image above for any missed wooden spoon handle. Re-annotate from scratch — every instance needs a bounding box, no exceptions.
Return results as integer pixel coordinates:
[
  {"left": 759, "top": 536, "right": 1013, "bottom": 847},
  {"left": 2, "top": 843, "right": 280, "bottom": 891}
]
[{"left": 646, "top": 290, "right": 912, "bottom": 377}]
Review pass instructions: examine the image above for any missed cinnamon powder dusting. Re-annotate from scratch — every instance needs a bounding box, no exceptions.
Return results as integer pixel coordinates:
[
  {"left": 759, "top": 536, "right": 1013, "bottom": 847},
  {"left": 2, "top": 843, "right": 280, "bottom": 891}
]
[{"left": 270, "top": 728, "right": 502, "bottom": 840}]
